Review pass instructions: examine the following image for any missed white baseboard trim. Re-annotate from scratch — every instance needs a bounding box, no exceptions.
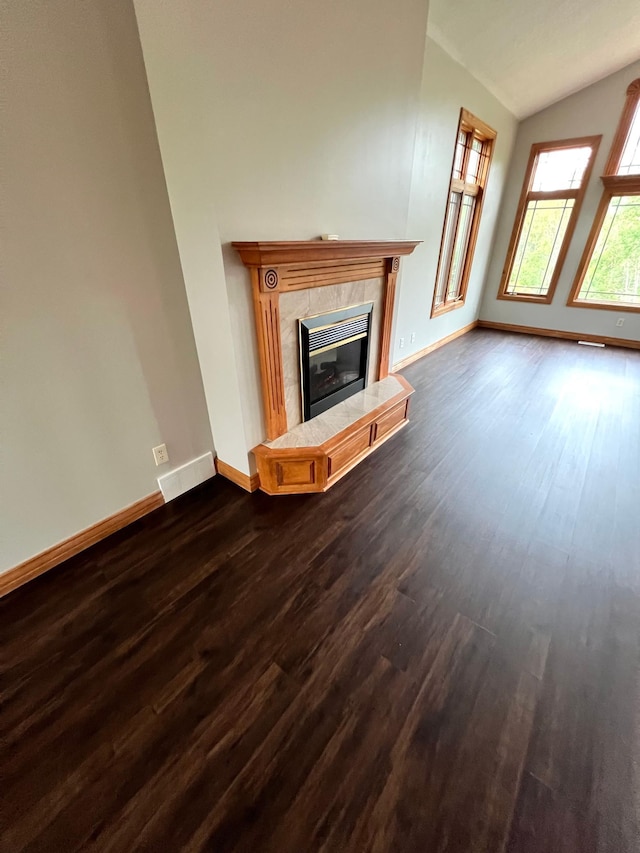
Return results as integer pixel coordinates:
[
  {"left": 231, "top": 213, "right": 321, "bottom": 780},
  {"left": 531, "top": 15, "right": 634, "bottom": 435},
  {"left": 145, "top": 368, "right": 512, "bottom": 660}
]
[{"left": 157, "top": 451, "right": 215, "bottom": 502}]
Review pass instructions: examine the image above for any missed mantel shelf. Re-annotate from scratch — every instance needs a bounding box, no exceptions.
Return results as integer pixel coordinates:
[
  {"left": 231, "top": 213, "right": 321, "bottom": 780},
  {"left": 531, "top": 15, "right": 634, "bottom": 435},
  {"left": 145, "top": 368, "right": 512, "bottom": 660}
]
[{"left": 232, "top": 239, "right": 421, "bottom": 268}]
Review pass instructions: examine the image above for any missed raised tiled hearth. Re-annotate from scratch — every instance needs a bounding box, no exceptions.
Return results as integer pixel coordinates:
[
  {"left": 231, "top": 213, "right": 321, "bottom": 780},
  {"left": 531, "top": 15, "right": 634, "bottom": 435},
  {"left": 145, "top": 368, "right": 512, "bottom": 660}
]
[
  {"left": 233, "top": 240, "right": 420, "bottom": 494},
  {"left": 265, "top": 376, "right": 407, "bottom": 449},
  {"left": 253, "top": 375, "right": 413, "bottom": 495}
]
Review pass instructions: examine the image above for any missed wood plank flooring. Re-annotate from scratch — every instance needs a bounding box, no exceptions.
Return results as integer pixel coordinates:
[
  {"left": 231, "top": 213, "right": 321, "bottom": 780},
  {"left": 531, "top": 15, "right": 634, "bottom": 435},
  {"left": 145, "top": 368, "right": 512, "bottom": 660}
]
[{"left": 2, "top": 329, "right": 640, "bottom": 852}]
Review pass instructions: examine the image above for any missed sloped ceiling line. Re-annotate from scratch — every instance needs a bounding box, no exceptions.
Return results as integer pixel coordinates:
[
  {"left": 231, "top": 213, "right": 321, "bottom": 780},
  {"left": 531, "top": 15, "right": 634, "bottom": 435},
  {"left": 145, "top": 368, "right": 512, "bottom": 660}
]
[{"left": 428, "top": 0, "right": 640, "bottom": 118}]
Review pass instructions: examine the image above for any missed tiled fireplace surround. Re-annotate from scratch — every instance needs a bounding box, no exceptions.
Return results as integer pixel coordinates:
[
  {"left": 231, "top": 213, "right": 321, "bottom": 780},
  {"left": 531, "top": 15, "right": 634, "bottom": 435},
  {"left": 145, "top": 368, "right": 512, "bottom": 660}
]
[
  {"left": 233, "top": 241, "right": 420, "bottom": 494},
  {"left": 280, "top": 277, "right": 384, "bottom": 430}
]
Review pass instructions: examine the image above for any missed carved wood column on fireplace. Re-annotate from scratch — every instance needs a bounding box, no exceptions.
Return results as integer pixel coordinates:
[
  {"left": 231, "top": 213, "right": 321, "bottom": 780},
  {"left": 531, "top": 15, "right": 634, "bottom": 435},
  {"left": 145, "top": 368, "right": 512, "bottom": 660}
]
[{"left": 233, "top": 241, "right": 420, "bottom": 440}]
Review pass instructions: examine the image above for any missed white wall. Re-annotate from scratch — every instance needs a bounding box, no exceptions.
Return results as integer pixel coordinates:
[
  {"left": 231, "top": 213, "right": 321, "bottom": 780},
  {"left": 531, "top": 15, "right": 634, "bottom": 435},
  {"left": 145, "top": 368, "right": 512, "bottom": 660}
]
[
  {"left": 2, "top": 0, "right": 213, "bottom": 572},
  {"left": 133, "top": 0, "right": 431, "bottom": 460},
  {"left": 480, "top": 60, "right": 640, "bottom": 341},
  {"left": 134, "top": 4, "right": 521, "bottom": 461},
  {"left": 393, "top": 38, "right": 518, "bottom": 365},
  {"left": 2, "top": 0, "right": 526, "bottom": 574}
]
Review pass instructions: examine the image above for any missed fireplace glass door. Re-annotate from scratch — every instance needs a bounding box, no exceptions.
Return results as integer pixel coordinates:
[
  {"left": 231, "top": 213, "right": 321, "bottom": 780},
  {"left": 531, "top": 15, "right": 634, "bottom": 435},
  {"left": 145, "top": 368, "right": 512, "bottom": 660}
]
[{"left": 299, "top": 303, "right": 373, "bottom": 421}]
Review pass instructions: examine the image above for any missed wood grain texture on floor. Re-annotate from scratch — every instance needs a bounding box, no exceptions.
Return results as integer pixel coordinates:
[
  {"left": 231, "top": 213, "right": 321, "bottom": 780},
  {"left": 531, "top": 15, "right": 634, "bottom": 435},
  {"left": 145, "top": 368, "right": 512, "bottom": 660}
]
[{"left": 2, "top": 329, "right": 640, "bottom": 852}]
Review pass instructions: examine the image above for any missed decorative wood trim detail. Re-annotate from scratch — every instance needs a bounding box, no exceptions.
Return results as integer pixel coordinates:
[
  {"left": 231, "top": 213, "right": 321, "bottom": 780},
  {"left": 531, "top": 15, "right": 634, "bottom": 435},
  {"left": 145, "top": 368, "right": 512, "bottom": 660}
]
[
  {"left": 263, "top": 268, "right": 279, "bottom": 289},
  {"left": 215, "top": 458, "right": 260, "bottom": 492},
  {"left": 251, "top": 271, "right": 288, "bottom": 440},
  {"left": 603, "top": 78, "right": 640, "bottom": 176},
  {"left": 378, "top": 258, "right": 398, "bottom": 380},
  {"left": 279, "top": 258, "right": 387, "bottom": 291},
  {"left": 391, "top": 321, "right": 479, "bottom": 372},
  {"left": 0, "top": 492, "right": 165, "bottom": 598},
  {"left": 600, "top": 174, "right": 640, "bottom": 195},
  {"left": 477, "top": 320, "right": 640, "bottom": 351},
  {"left": 460, "top": 108, "right": 497, "bottom": 142},
  {"left": 233, "top": 240, "right": 421, "bottom": 439},
  {"left": 497, "top": 135, "right": 602, "bottom": 305},
  {"left": 253, "top": 375, "right": 414, "bottom": 495},
  {"left": 232, "top": 240, "right": 421, "bottom": 267}
]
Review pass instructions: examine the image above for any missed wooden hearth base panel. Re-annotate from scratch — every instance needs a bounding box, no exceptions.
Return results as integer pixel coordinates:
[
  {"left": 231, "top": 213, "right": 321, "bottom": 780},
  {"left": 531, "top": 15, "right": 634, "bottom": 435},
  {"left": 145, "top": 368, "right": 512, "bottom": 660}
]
[{"left": 253, "top": 376, "right": 413, "bottom": 495}]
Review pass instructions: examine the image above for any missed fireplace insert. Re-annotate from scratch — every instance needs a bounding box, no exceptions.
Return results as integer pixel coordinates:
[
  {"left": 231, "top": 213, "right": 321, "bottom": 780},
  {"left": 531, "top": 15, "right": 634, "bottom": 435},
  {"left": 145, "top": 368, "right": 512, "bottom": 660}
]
[{"left": 299, "top": 302, "right": 373, "bottom": 421}]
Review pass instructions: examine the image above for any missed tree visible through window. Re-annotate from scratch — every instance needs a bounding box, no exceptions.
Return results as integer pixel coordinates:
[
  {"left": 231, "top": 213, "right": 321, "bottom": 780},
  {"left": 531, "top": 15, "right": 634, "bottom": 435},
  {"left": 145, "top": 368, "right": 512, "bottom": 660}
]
[
  {"left": 569, "top": 79, "right": 640, "bottom": 311},
  {"left": 431, "top": 109, "right": 496, "bottom": 317},
  {"left": 498, "top": 137, "right": 600, "bottom": 303}
]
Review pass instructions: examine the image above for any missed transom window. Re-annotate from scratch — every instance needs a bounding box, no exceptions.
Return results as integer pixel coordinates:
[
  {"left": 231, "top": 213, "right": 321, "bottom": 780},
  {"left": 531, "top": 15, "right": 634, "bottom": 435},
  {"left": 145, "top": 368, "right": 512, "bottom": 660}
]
[
  {"left": 618, "top": 105, "right": 640, "bottom": 175},
  {"left": 431, "top": 109, "right": 496, "bottom": 317},
  {"left": 498, "top": 137, "right": 600, "bottom": 303},
  {"left": 569, "top": 79, "right": 640, "bottom": 312}
]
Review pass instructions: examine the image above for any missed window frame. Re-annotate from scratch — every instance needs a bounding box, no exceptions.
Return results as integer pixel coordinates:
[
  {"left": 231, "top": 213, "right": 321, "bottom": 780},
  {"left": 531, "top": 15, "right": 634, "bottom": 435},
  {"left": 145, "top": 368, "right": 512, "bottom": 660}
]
[
  {"left": 430, "top": 108, "right": 496, "bottom": 318},
  {"left": 567, "top": 79, "right": 640, "bottom": 313},
  {"left": 497, "top": 135, "right": 601, "bottom": 305}
]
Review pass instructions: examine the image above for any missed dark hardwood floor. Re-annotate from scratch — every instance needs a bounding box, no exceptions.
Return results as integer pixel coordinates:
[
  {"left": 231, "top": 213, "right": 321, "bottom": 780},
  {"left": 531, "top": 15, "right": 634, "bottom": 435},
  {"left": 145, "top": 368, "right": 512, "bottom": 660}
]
[{"left": 2, "top": 329, "right": 640, "bottom": 852}]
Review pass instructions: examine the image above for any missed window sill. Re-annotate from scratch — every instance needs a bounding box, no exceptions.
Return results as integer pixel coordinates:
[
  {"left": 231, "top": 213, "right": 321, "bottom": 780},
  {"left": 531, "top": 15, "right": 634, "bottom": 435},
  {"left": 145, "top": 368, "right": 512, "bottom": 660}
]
[
  {"left": 497, "top": 292, "right": 553, "bottom": 305},
  {"left": 431, "top": 299, "right": 466, "bottom": 318},
  {"left": 567, "top": 298, "right": 640, "bottom": 314}
]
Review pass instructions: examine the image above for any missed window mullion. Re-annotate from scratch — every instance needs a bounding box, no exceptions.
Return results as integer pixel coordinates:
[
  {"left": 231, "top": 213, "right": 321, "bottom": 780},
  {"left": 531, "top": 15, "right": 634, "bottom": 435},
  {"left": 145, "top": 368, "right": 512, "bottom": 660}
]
[
  {"left": 443, "top": 186, "right": 465, "bottom": 303},
  {"left": 460, "top": 133, "right": 473, "bottom": 185}
]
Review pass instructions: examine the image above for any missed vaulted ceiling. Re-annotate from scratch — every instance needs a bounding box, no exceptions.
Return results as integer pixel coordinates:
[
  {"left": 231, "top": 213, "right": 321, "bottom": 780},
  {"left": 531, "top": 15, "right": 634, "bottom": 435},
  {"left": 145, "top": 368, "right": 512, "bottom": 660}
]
[{"left": 428, "top": 0, "right": 640, "bottom": 118}]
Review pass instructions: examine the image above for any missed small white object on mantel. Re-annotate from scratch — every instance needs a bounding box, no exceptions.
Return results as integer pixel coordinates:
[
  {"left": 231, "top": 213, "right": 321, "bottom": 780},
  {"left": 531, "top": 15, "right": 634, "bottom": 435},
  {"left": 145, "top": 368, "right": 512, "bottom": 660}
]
[{"left": 320, "top": 234, "right": 340, "bottom": 241}]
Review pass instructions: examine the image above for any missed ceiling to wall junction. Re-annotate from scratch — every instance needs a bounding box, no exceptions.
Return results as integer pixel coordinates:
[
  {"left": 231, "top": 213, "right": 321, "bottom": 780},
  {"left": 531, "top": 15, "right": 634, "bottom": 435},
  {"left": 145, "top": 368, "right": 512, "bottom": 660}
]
[{"left": 428, "top": 0, "right": 640, "bottom": 118}]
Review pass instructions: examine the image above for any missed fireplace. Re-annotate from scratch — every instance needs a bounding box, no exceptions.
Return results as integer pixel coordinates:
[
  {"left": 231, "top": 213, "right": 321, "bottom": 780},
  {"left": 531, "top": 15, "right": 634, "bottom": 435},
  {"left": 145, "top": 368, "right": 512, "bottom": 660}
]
[
  {"left": 299, "top": 302, "right": 373, "bottom": 421},
  {"left": 232, "top": 240, "right": 420, "bottom": 494}
]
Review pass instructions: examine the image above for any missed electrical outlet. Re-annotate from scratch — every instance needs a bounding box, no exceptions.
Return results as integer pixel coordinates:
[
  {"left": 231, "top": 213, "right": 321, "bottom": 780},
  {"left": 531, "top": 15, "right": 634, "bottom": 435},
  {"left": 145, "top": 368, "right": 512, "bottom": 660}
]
[
  {"left": 399, "top": 337, "right": 405, "bottom": 349},
  {"left": 616, "top": 318, "right": 625, "bottom": 327},
  {"left": 152, "top": 444, "right": 169, "bottom": 466},
  {"left": 410, "top": 332, "right": 416, "bottom": 344}
]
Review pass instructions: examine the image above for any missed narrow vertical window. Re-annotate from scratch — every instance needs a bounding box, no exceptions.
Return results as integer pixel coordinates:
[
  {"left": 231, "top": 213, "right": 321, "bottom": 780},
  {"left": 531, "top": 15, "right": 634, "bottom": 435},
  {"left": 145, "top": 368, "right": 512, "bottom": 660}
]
[
  {"left": 569, "top": 79, "right": 640, "bottom": 311},
  {"left": 498, "top": 136, "right": 600, "bottom": 303},
  {"left": 431, "top": 109, "right": 496, "bottom": 317}
]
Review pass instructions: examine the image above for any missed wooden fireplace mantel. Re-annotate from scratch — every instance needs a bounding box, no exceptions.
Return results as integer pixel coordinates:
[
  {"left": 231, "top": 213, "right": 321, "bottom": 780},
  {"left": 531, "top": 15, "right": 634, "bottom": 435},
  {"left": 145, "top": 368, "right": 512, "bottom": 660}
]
[
  {"left": 233, "top": 239, "right": 421, "bottom": 441},
  {"left": 232, "top": 239, "right": 421, "bottom": 269}
]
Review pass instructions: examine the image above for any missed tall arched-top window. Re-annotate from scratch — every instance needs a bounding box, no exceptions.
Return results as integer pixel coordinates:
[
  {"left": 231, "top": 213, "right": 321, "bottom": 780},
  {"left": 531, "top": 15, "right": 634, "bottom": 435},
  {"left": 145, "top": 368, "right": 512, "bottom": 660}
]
[
  {"left": 497, "top": 137, "right": 600, "bottom": 303},
  {"left": 568, "top": 79, "right": 640, "bottom": 311}
]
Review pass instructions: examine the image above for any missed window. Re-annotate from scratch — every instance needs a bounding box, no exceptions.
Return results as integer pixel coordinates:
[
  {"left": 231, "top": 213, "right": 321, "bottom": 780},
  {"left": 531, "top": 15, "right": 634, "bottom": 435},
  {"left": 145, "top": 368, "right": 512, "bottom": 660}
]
[
  {"left": 568, "top": 79, "right": 640, "bottom": 312},
  {"left": 431, "top": 109, "right": 496, "bottom": 317},
  {"left": 498, "top": 137, "right": 601, "bottom": 303}
]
